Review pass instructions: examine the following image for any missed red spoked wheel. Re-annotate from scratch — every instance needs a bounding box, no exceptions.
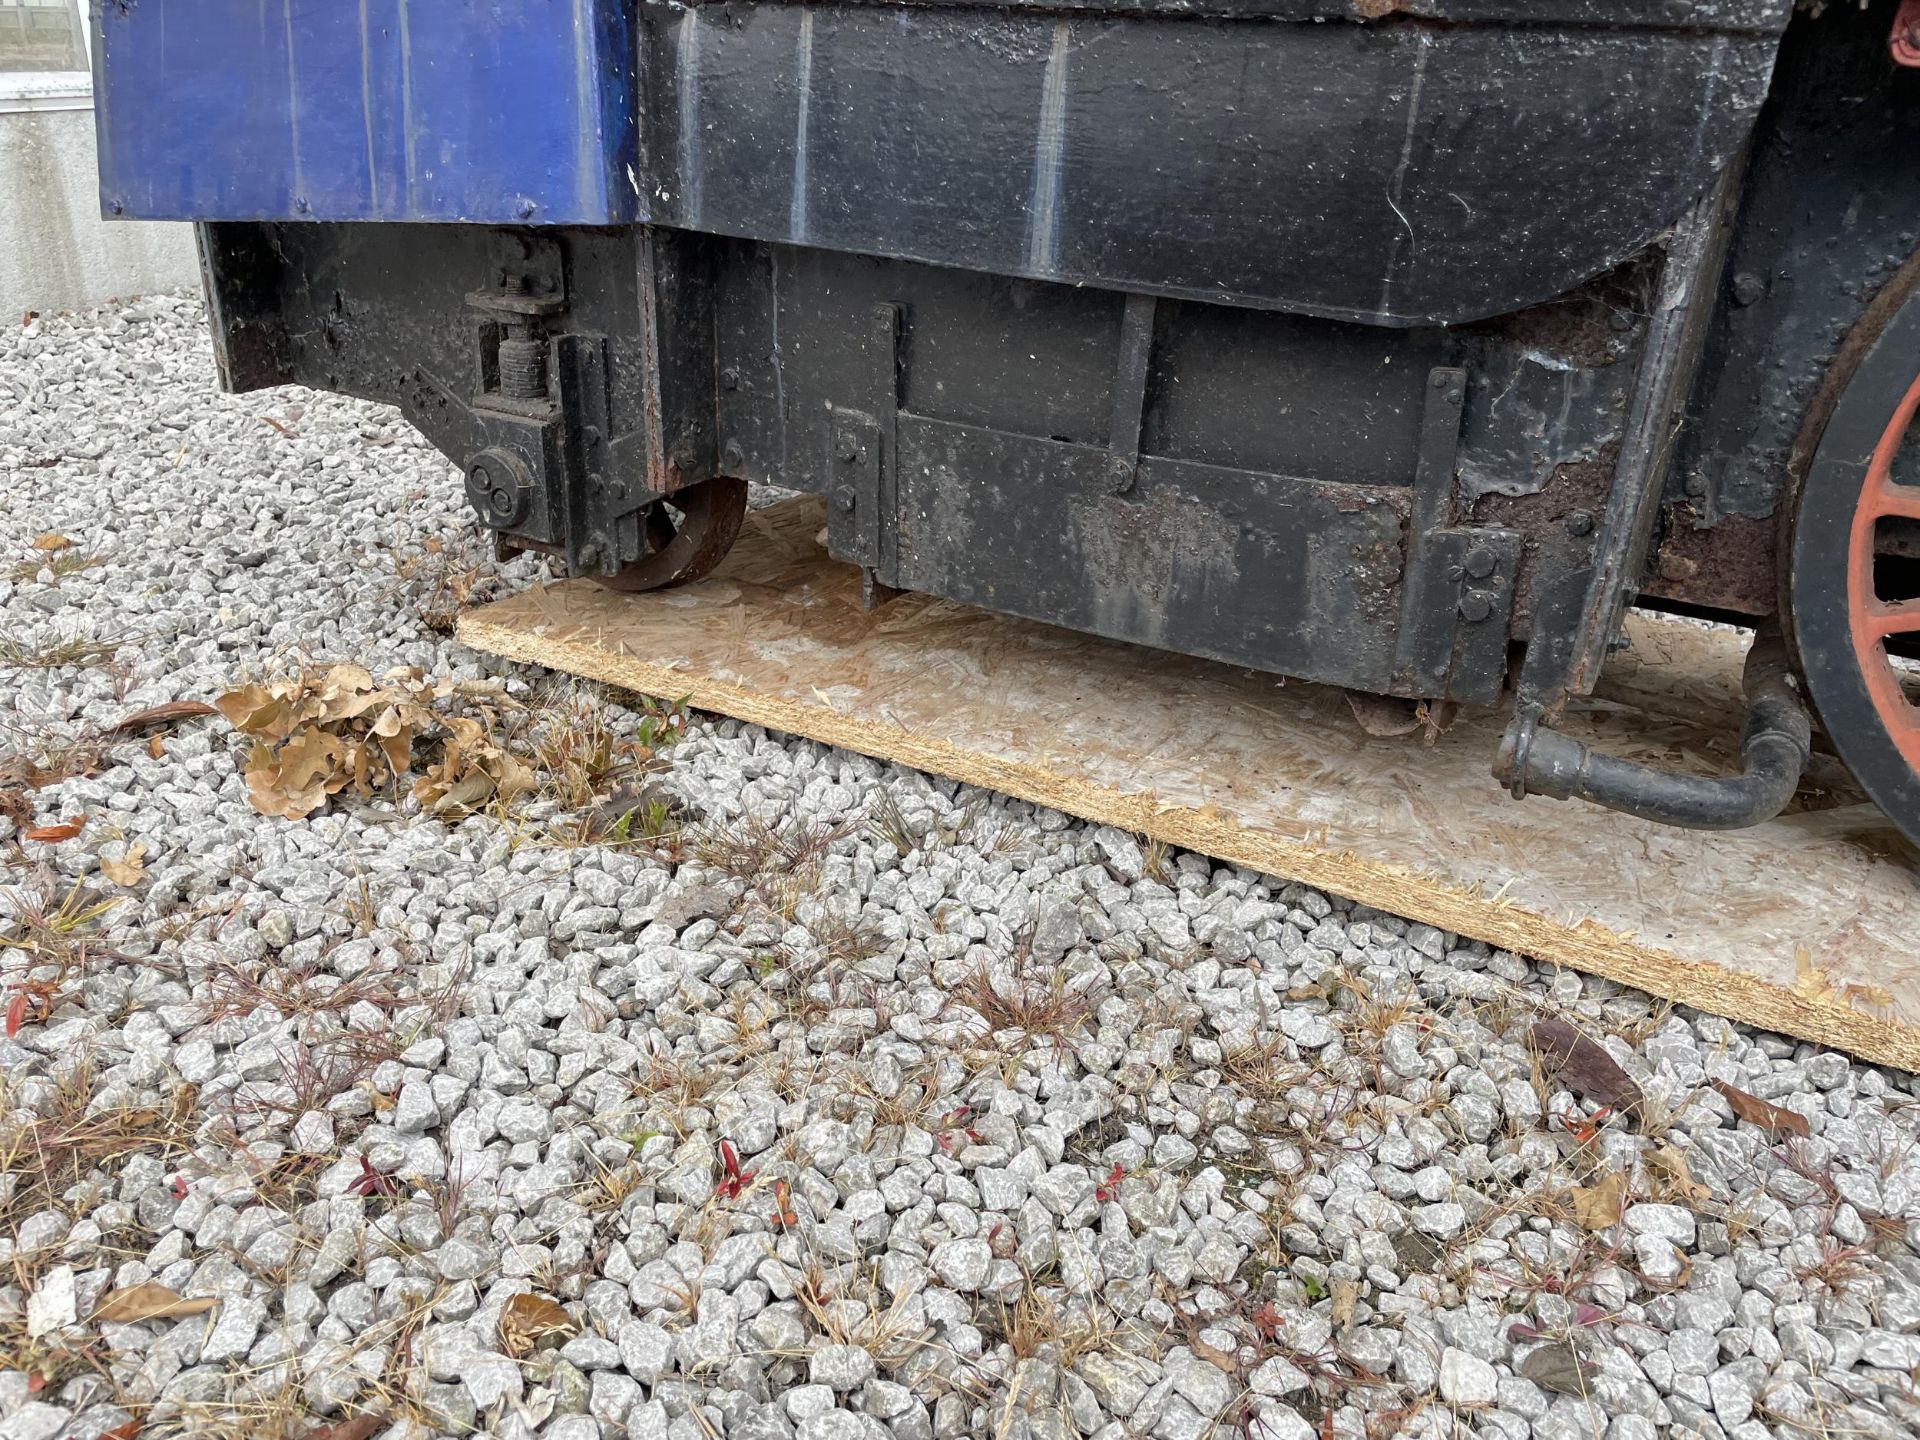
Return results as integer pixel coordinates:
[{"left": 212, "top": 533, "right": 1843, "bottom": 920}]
[{"left": 1788, "top": 278, "right": 1920, "bottom": 846}]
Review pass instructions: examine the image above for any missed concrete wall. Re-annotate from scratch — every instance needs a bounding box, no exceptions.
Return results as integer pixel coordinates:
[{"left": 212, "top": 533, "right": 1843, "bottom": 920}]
[{"left": 0, "top": 105, "right": 199, "bottom": 316}]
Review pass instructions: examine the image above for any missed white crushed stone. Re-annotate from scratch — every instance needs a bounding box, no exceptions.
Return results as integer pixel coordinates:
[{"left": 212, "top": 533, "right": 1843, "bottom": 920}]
[{"left": 0, "top": 294, "right": 1919, "bottom": 1440}]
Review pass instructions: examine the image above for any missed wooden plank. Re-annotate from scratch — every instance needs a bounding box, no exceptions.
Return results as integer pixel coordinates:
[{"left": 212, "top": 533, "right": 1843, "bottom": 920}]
[{"left": 460, "top": 497, "right": 1920, "bottom": 1070}]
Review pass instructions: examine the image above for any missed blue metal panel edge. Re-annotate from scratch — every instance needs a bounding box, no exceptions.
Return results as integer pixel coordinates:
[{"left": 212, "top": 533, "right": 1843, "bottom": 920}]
[{"left": 94, "top": 0, "right": 639, "bottom": 225}]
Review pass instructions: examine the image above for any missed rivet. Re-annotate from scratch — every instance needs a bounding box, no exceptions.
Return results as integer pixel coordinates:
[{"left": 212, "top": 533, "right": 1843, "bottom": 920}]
[
  {"left": 1463, "top": 547, "right": 1496, "bottom": 580},
  {"left": 1458, "top": 592, "right": 1495, "bottom": 624}
]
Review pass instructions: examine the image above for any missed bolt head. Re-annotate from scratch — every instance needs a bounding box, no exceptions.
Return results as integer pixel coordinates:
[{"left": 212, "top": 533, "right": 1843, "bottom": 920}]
[
  {"left": 835, "top": 437, "right": 860, "bottom": 464},
  {"left": 1463, "top": 547, "right": 1497, "bottom": 580},
  {"left": 1565, "top": 510, "right": 1595, "bottom": 537},
  {"left": 834, "top": 487, "right": 856, "bottom": 512},
  {"left": 1458, "top": 591, "right": 1495, "bottom": 624}
]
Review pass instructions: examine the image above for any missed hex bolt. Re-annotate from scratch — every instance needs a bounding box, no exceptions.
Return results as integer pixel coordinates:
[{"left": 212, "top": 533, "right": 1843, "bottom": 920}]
[
  {"left": 834, "top": 487, "right": 856, "bottom": 512},
  {"left": 1463, "top": 547, "right": 1497, "bottom": 580},
  {"left": 1565, "top": 510, "right": 1596, "bottom": 537},
  {"left": 1107, "top": 455, "right": 1137, "bottom": 495},
  {"left": 722, "top": 439, "right": 746, "bottom": 473},
  {"left": 1458, "top": 591, "right": 1495, "bottom": 624},
  {"left": 1684, "top": 474, "right": 1709, "bottom": 498},
  {"left": 1730, "top": 271, "right": 1766, "bottom": 307},
  {"left": 720, "top": 367, "right": 741, "bottom": 392},
  {"left": 835, "top": 436, "right": 860, "bottom": 464}
]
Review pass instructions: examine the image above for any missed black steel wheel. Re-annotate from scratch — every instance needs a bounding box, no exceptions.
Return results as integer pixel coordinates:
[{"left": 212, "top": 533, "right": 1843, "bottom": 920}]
[
  {"left": 592, "top": 477, "right": 749, "bottom": 593},
  {"left": 1786, "top": 273, "right": 1920, "bottom": 847}
]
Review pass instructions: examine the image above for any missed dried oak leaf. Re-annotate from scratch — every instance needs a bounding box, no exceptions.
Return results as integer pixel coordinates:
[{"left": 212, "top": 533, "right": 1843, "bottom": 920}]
[
  {"left": 499, "top": 1292, "right": 574, "bottom": 1358},
  {"left": 99, "top": 841, "right": 147, "bottom": 887},
  {"left": 1647, "top": 1144, "right": 1712, "bottom": 1206},
  {"left": 244, "top": 730, "right": 347, "bottom": 820},
  {"left": 1519, "top": 1342, "right": 1596, "bottom": 1397},
  {"left": 31, "top": 534, "right": 74, "bottom": 553},
  {"left": 1710, "top": 1078, "right": 1810, "bottom": 1140},
  {"left": 94, "top": 1283, "right": 221, "bottom": 1323},
  {"left": 1571, "top": 1169, "right": 1625, "bottom": 1230},
  {"left": 1526, "top": 1019, "right": 1645, "bottom": 1118}
]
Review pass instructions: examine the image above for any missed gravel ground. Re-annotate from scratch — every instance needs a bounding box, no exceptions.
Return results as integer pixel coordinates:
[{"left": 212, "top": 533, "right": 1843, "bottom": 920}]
[{"left": 3, "top": 294, "right": 1920, "bottom": 1440}]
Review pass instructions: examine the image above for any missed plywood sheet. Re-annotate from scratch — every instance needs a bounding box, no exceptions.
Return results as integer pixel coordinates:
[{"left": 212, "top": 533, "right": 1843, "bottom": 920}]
[{"left": 460, "top": 498, "right": 1920, "bottom": 1070}]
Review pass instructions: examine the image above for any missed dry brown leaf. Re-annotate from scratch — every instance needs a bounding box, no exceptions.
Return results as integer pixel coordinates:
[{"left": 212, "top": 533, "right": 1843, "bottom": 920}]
[
  {"left": 220, "top": 665, "right": 535, "bottom": 821},
  {"left": 1519, "top": 1342, "right": 1595, "bottom": 1397},
  {"left": 1526, "top": 1019, "right": 1645, "bottom": 1118},
  {"left": 1710, "top": 1078, "right": 1810, "bottom": 1140},
  {"left": 1571, "top": 1170, "right": 1625, "bottom": 1230},
  {"left": 99, "top": 842, "right": 147, "bottom": 887},
  {"left": 1647, "top": 1145, "right": 1711, "bottom": 1206},
  {"left": 31, "top": 533, "right": 74, "bottom": 553},
  {"left": 1189, "top": 1332, "right": 1239, "bottom": 1374},
  {"left": 303, "top": 1414, "right": 387, "bottom": 1440},
  {"left": 1330, "top": 1276, "right": 1359, "bottom": 1330},
  {"left": 499, "top": 1292, "right": 574, "bottom": 1357},
  {"left": 147, "top": 733, "right": 167, "bottom": 759},
  {"left": 94, "top": 1283, "right": 221, "bottom": 1323},
  {"left": 24, "top": 815, "right": 85, "bottom": 843},
  {"left": 109, "top": 700, "right": 217, "bottom": 735}
]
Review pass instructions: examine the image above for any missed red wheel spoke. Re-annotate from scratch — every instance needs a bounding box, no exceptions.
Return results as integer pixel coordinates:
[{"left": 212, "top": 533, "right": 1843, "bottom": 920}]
[
  {"left": 1866, "top": 479, "right": 1920, "bottom": 523},
  {"left": 1866, "top": 598, "right": 1920, "bottom": 639}
]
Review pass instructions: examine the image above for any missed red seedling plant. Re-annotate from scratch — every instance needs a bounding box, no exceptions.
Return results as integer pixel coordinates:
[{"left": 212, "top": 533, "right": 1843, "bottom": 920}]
[
  {"left": 716, "top": 1140, "right": 755, "bottom": 1200},
  {"left": 1095, "top": 1163, "right": 1126, "bottom": 1203},
  {"left": 349, "top": 1155, "right": 399, "bottom": 1198},
  {"left": 933, "top": 1106, "right": 982, "bottom": 1152}
]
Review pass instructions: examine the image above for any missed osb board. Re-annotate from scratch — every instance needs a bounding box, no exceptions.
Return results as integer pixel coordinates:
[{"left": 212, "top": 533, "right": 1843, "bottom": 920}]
[{"left": 461, "top": 498, "right": 1920, "bottom": 1071}]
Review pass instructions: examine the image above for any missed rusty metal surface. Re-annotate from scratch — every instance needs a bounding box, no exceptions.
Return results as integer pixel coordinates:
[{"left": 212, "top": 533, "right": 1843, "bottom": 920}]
[{"left": 1639, "top": 505, "right": 1780, "bottom": 616}]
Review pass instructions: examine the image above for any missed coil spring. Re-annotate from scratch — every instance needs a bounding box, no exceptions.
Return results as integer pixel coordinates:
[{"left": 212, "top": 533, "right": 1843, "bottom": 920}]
[{"left": 499, "top": 336, "right": 546, "bottom": 401}]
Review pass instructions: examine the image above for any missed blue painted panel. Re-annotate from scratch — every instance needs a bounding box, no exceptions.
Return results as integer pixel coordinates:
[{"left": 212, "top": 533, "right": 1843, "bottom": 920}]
[{"left": 94, "top": 0, "right": 639, "bottom": 224}]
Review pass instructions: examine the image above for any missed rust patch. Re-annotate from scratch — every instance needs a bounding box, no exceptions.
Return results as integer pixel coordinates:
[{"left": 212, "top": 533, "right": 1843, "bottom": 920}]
[
  {"left": 1468, "top": 444, "right": 1616, "bottom": 634},
  {"left": 1639, "top": 504, "right": 1781, "bottom": 617},
  {"left": 1462, "top": 255, "right": 1653, "bottom": 371}
]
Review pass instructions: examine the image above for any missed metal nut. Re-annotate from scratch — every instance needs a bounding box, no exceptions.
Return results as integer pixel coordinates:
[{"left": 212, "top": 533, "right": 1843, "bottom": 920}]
[{"left": 834, "top": 486, "right": 856, "bottom": 512}]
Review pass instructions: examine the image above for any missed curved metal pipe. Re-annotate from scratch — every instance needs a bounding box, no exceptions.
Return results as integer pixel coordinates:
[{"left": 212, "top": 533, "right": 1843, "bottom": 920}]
[{"left": 1501, "top": 630, "right": 1813, "bottom": 831}]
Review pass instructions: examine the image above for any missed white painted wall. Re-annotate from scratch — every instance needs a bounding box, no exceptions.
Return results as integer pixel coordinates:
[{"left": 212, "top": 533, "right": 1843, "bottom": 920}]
[{"left": 0, "top": 105, "right": 199, "bottom": 317}]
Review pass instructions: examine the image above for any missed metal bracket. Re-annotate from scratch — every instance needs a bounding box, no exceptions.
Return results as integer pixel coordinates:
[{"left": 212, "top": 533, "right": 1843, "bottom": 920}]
[
  {"left": 1433, "top": 526, "right": 1523, "bottom": 706},
  {"left": 1391, "top": 367, "right": 1467, "bottom": 695},
  {"left": 825, "top": 304, "right": 904, "bottom": 603},
  {"left": 1390, "top": 366, "right": 1521, "bottom": 705},
  {"left": 826, "top": 407, "right": 884, "bottom": 574},
  {"left": 552, "top": 333, "right": 622, "bottom": 575}
]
